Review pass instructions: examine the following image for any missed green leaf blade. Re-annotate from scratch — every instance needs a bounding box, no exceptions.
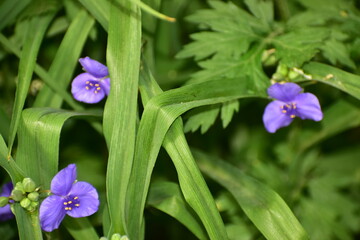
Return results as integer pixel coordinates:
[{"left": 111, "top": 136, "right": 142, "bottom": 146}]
[
  {"left": 194, "top": 149, "right": 309, "bottom": 240},
  {"left": 104, "top": 0, "right": 141, "bottom": 236},
  {"left": 33, "top": 10, "right": 95, "bottom": 108},
  {"left": 7, "top": 13, "right": 55, "bottom": 155}
]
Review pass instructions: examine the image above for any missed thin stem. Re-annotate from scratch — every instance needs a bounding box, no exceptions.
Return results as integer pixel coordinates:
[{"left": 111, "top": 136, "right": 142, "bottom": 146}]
[{"left": 275, "top": 0, "right": 291, "bottom": 21}]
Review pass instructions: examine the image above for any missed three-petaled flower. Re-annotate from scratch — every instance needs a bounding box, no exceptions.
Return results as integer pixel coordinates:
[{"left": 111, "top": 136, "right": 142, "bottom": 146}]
[
  {"left": 0, "top": 182, "right": 14, "bottom": 221},
  {"left": 263, "top": 82, "right": 323, "bottom": 133},
  {"left": 71, "top": 57, "right": 110, "bottom": 104},
  {"left": 39, "top": 164, "right": 99, "bottom": 232}
]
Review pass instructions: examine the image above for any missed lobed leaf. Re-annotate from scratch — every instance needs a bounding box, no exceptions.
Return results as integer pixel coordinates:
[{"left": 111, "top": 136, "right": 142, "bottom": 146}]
[
  {"left": 244, "top": 0, "right": 274, "bottom": 25},
  {"left": 184, "top": 105, "right": 220, "bottom": 134},
  {"left": 272, "top": 27, "right": 330, "bottom": 67},
  {"left": 221, "top": 100, "right": 239, "bottom": 128}
]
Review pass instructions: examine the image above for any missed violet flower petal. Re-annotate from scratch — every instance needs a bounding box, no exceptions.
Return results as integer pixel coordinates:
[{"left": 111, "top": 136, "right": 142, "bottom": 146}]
[
  {"left": 51, "top": 164, "right": 77, "bottom": 196},
  {"left": 39, "top": 195, "right": 66, "bottom": 232},
  {"left": 100, "top": 77, "right": 110, "bottom": 95},
  {"left": 66, "top": 181, "right": 99, "bottom": 218},
  {"left": 71, "top": 73, "right": 107, "bottom": 104},
  {"left": 0, "top": 204, "right": 13, "bottom": 221},
  {"left": 79, "top": 57, "right": 109, "bottom": 78},
  {"left": 263, "top": 100, "right": 294, "bottom": 133},
  {"left": 0, "top": 182, "right": 14, "bottom": 221},
  {"left": 294, "top": 93, "right": 323, "bottom": 121},
  {"left": 0, "top": 182, "right": 12, "bottom": 197},
  {"left": 267, "top": 83, "right": 302, "bottom": 102}
]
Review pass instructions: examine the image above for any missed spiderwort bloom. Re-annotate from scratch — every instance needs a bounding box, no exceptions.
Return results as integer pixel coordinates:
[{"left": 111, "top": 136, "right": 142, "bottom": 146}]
[
  {"left": 39, "top": 164, "right": 99, "bottom": 232},
  {"left": 71, "top": 57, "right": 110, "bottom": 104},
  {"left": 0, "top": 182, "right": 14, "bottom": 221},
  {"left": 263, "top": 82, "right": 323, "bottom": 133}
]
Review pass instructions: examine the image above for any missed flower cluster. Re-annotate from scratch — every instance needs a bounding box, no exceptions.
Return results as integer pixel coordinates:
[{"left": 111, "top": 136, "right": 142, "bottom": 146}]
[
  {"left": 71, "top": 57, "right": 110, "bottom": 104},
  {"left": 263, "top": 82, "right": 323, "bottom": 133},
  {"left": 11, "top": 178, "right": 40, "bottom": 212},
  {"left": 39, "top": 164, "right": 99, "bottom": 232}
]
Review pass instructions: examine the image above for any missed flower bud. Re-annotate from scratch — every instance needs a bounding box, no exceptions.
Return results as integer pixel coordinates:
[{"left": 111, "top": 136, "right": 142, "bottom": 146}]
[
  {"left": 22, "top": 178, "right": 36, "bottom": 192},
  {"left": 20, "top": 198, "right": 31, "bottom": 209},
  {"left": 111, "top": 234, "right": 122, "bottom": 240},
  {"left": 14, "top": 182, "right": 25, "bottom": 193},
  {"left": 27, "top": 205, "right": 36, "bottom": 212},
  {"left": 272, "top": 72, "right": 285, "bottom": 80},
  {"left": 0, "top": 196, "right": 9, "bottom": 207},
  {"left": 276, "top": 64, "right": 288, "bottom": 77},
  {"left": 11, "top": 189, "right": 25, "bottom": 201},
  {"left": 288, "top": 69, "right": 300, "bottom": 80},
  {"left": 27, "top": 192, "right": 39, "bottom": 201},
  {"left": 30, "top": 201, "right": 39, "bottom": 208}
]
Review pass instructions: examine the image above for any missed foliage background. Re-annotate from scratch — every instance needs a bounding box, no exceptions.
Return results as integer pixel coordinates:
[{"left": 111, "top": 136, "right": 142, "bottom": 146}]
[{"left": 0, "top": 0, "right": 360, "bottom": 239}]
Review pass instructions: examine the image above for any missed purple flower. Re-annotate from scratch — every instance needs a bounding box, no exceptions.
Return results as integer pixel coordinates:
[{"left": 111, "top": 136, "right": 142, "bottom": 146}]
[
  {"left": 0, "top": 182, "right": 14, "bottom": 221},
  {"left": 263, "top": 83, "right": 323, "bottom": 133},
  {"left": 39, "top": 164, "right": 99, "bottom": 232},
  {"left": 71, "top": 57, "right": 110, "bottom": 104}
]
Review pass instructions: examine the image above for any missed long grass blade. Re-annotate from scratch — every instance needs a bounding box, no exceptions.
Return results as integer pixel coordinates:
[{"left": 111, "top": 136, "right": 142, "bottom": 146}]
[
  {"left": 77, "top": 0, "right": 110, "bottom": 31},
  {"left": 63, "top": 217, "right": 99, "bottom": 240},
  {"left": 0, "top": 0, "right": 31, "bottom": 31},
  {"left": 0, "top": 135, "right": 24, "bottom": 182},
  {"left": 33, "top": 10, "right": 94, "bottom": 108},
  {"left": 302, "top": 62, "right": 360, "bottom": 100},
  {"left": 0, "top": 33, "right": 92, "bottom": 115},
  {"left": 7, "top": 13, "right": 55, "bottom": 156},
  {"left": 147, "top": 181, "right": 207, "bottom": 239},
  {"left": 13, "top": 205, "right": 43, "bottom": 240},
  {"left": 127, "top": 61, "right": 265, "bottom": 239},
  {"left": 16, "top": 108, "right": 101, "bottom": 188},
  {"left": 103, "top": 0, "right": 141, "bottom": 236},
  {"left": 193, "top": 149, "right": 309, "bottom": 240}
]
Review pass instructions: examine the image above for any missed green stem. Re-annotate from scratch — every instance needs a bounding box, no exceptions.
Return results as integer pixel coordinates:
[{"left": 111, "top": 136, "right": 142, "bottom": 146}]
[{"left": 275, "top": 0, "right": 290, "bottom": 21}]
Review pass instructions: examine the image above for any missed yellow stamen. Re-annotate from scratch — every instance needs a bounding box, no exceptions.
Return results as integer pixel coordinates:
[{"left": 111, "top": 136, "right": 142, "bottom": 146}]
[
  {"left": 95, "top": 83, "right": 100, "bottom": 87},
  {"left": 64, "top": 202, "right": 68, "bottom": 205},
  {"left": 89, "top": 83, "right": 94, "bottom": 86},
  {"left": 290, "top": 114, "right": 295, "bottom": 118},
  {"left": 86, "top": 81, "right": 90, "bottom": 84},
  {"left": 68, "top": 201, "right": 72, "bottom": 204},
  {"left": 282, "top": 110, "right": 287, "bottom": 113},
  {"left": 94, "top": 90, "right": 98, "bottom": 94},
  {"left": 74, "top": 196, "right": 79, "bottom": 200},
  {"left": 96, "top": 87, "right": 101, "bottom": 90},
  {"left": 85, "top": 86, "right": 89, "bottom": 90},
  {"left": 75, "top": 204, "right": 80, "bottom": 207}
]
